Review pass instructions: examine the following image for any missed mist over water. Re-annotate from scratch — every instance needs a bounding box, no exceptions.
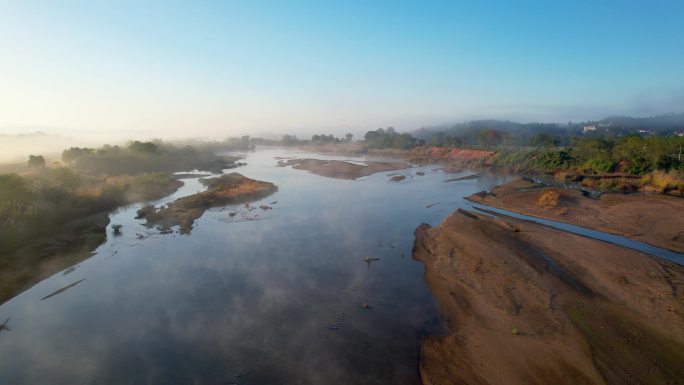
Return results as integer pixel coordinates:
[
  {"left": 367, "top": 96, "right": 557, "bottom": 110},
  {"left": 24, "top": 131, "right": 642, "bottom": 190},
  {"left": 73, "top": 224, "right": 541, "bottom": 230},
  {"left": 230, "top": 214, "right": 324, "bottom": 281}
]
[{"left": 0, "top": 148, "right": 510, "bottom": 384}]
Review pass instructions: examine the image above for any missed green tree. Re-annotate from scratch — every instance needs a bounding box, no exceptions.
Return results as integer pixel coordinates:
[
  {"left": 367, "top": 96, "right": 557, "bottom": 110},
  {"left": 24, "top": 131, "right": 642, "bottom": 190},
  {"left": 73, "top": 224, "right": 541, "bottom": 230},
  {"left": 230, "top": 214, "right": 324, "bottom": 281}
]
[
  {"left": 62, "top": 147, "right": 94, "bottom": 163},
  {"left": 27, "top": 154, "right": 45, "bottom": 168},
  {"left": 127, "top": 141, "right": 159, "bottom": 155},
  {"left": 281, "top": 135, "right": 299, "bottom": 146},
  {"left": 363, "top": 127, "right": 420, "bottom": 149}
]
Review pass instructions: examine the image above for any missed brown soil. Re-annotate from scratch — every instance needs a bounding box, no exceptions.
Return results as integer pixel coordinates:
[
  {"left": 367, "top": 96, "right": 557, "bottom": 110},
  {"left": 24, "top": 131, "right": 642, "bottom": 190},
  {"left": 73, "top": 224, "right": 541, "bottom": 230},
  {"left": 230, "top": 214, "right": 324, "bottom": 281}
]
[
  {"left": 414, "top": 209, "right": 684, "bottom": 385},
  {"left": 277, "top": 158, "right": 412, "bottom": 180},
  {"left": 468, "top": 179, "right": 684, "bottom": 253},
  {"left": 136, "top": 173, "right": 277, "bottom": 233}
]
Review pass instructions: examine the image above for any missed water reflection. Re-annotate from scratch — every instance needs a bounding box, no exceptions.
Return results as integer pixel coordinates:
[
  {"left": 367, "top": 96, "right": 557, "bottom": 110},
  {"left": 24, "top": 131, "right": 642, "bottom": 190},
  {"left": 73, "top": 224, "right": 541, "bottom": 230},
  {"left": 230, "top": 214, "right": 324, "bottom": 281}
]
[{"left": 0, "top": 148, "right": 510, "bottom": 384}]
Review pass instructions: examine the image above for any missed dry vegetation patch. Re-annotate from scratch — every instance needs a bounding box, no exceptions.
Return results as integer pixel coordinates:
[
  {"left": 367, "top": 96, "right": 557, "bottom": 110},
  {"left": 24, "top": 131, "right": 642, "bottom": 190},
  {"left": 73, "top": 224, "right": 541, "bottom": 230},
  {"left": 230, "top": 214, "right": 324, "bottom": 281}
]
[{"left": 536, "top": 190, "right": 560, "bottom": 209}]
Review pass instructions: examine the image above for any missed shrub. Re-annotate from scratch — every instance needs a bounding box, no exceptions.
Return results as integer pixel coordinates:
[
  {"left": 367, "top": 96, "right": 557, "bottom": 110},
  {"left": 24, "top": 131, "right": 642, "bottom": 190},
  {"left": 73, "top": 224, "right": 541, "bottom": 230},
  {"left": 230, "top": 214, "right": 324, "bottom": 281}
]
[
  {"left": 643, "top": 170, "right": 684, "bottom": 195},
  {"left": 624, "top": 155, "right": 652, "bottom": 175},
  {"left": 534, "top": 150, "right": 574, "bottom": 170},
  {"left": 583, "top": 158, "right": 615, "bottom": 174}
]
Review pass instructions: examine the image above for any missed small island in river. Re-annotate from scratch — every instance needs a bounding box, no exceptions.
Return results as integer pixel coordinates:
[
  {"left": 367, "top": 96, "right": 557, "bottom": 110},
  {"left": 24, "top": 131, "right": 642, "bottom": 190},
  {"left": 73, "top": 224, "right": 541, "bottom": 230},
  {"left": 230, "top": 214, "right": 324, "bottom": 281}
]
[
  {"left": 136, "top": 173, "right": 277, "bottom": 233},
  {"left": 277, "top": 158, "right": 412, "bottom": 180}
]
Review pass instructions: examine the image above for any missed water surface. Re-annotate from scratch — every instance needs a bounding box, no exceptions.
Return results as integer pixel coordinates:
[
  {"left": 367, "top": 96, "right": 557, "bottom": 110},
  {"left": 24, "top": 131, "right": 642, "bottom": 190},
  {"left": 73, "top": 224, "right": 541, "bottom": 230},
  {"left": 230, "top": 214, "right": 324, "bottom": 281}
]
[{"left": 0, "top": 148, "right": 509, "bottom": 385}]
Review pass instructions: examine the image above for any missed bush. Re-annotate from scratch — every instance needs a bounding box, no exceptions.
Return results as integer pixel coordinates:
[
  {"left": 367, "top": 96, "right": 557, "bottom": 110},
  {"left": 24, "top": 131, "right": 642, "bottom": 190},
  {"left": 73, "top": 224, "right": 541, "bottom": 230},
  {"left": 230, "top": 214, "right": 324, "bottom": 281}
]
[
  {"left": 534, "top": 150, "right": 574, "bottom": 170},
  {"left": 625, "top": 155, "right": 652, "bottom": 175},
  {"left": 583, "top": 158, "right": 615, "bottom": 174},
  {"left": 642, "top": 170, "right": 684, "bottom": 195}
]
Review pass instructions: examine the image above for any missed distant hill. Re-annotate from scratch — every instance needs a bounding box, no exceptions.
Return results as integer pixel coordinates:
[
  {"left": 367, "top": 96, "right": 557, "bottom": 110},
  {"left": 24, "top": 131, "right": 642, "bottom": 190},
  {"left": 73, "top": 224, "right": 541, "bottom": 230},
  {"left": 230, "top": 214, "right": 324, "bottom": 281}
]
[
  {"left": 413, "top": 120, "right": 575, "bottom": 146},
  {"left": 594, "top": 112, "right": 684, "bottom": 132},
  {"left": 413, "top": 113, "right": 684, "bottom": 147}
]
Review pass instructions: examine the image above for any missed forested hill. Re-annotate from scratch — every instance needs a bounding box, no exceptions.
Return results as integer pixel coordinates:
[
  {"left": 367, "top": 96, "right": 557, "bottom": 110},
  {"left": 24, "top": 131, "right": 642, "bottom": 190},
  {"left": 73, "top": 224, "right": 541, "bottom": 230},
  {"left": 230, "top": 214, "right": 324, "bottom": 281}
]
[
  {"left": 595, "top": 112, "right": 684, "bottom": 131},
  {"left": 414, "top": 113, "right": 684, "bottom": 147}
]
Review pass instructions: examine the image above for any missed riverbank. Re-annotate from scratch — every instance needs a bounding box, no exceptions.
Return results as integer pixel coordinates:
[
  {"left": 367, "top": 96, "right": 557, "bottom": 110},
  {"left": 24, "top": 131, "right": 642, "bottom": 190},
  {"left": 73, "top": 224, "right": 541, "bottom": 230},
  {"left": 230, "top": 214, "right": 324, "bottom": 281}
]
[
  {"left": 467, "top": 178, "right": 684, "bottom": 253},
  {"left": 0, "top": 172, "right": 183, "bottom": 304},
  {"left": 0, "top": 141, "right": 254, "bottom": 304},
  {"left": 288, "top": 143, "right": 684, "bottom": 195},
  {"left": 414, "top": 209, "right": 684, "bottom": 385}
]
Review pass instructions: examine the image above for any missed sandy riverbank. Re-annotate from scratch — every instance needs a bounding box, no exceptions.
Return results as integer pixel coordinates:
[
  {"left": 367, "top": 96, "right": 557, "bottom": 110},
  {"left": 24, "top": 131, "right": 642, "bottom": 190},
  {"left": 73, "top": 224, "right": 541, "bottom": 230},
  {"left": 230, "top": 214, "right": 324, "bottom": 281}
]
[
  {"left": 414, "top": 209, "right": 684, "bottom": 385},
  {"left": 467, "top": 179, "right": 684, "bottom": 253}
]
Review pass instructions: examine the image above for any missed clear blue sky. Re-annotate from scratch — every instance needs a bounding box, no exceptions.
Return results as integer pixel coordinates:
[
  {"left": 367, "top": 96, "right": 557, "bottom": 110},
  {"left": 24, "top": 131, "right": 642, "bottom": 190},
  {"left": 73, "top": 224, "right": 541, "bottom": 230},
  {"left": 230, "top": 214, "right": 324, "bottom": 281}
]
[{"left": 1, "top": 0, "right": 683, "bottom": 139}]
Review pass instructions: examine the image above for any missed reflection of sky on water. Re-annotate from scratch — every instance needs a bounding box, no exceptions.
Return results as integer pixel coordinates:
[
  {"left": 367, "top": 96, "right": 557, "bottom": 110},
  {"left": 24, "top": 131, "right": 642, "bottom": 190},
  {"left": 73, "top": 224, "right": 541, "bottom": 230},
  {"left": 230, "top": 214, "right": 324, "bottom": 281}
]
[{"left": 0, "top": 148, "right": 510, "bottom": 384}]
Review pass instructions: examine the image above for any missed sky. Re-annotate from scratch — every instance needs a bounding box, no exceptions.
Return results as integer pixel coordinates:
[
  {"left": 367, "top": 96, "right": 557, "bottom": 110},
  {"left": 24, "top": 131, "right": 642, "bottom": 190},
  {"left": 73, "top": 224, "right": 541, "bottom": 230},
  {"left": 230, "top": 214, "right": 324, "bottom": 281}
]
[{"left": 1, "top": 0, "right": 683, "bottom": 140}]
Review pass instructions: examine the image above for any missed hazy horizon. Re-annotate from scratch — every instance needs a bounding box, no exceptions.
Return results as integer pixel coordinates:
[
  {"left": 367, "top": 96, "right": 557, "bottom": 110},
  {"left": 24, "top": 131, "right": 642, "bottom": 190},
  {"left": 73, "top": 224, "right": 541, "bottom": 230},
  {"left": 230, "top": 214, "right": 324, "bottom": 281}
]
[{"left": 2, "top": 1, "right": 684, "bottom": 142}]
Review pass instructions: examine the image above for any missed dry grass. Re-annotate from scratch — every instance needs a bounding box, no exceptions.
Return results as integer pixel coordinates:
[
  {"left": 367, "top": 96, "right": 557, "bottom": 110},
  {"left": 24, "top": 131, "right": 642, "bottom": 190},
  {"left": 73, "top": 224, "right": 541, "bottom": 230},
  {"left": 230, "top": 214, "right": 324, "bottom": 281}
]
[
  {"left": 642, "top": 170, "right": 684, "bottom": 196},
  {"left": 536, "top": 190, "right": 560, "bottom": 209}
]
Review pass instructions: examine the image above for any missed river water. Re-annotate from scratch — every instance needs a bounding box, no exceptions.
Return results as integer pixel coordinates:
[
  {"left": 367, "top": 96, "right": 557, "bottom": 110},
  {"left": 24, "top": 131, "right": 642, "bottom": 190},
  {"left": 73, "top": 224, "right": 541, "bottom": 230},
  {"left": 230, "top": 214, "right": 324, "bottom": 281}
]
[{"left": 0, "top": 148, "right": 510, "bottom": 385}]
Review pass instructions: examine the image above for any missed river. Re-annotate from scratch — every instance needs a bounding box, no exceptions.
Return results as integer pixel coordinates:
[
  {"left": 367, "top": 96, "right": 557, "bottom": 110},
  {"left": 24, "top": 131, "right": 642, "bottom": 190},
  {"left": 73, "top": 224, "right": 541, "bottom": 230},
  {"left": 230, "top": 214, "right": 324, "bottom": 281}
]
[{"left": 0, "top": 148, "right": 510, "bottom": 385}]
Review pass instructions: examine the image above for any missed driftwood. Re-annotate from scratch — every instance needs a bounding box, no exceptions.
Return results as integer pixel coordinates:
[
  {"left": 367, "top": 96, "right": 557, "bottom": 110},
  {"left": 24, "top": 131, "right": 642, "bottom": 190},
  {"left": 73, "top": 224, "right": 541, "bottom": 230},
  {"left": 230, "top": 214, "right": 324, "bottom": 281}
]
[
  {"left": 444, "top": 173, "right": 481, "bottom": 183},
  {"left": 41, "top": 279, "right": 86, "bottom": 301},
  {"left": 0, "top": 317, "right": 10, "bottom": 332}
]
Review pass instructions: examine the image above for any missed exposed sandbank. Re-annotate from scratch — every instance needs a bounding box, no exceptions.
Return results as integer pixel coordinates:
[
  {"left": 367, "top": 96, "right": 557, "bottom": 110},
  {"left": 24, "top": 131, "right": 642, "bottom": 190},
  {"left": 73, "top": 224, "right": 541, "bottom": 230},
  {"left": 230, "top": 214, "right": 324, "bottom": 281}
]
[
  {"left": 467, "top": 178, "right": 684, "bottom": 253},
  {"left": 136, "top": 173, "right": 277, "bottom": 233},
  {"left": 277, "top": 158, "right": 412, "bottom": 180},
  {"left": 414, "top": 209, "right": 684, "bottom": 385}
]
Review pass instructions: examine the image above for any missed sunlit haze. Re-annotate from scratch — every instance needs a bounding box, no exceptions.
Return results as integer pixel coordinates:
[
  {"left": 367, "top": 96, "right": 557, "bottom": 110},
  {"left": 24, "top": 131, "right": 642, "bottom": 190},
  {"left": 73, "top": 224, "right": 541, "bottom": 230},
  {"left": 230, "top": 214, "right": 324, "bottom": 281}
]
[
  {"left": 2, "top": 2, "right": 684, "bottom": 383},
  {"left": 1, "top": 0, "right": 683, "bottom": 142}
]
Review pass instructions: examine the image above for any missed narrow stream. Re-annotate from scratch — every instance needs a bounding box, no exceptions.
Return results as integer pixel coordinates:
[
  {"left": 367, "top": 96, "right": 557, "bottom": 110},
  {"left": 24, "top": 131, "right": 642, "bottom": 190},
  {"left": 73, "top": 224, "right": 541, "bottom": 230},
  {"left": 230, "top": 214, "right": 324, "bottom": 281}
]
[{"left": 469, "top": 203, "right": 684, "bottom": 266}]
